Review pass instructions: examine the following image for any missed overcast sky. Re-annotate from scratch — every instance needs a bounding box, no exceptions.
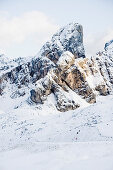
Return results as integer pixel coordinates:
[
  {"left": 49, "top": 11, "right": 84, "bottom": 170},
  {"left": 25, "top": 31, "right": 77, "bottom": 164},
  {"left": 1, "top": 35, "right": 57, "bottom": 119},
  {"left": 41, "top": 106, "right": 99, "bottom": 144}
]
[{"left": 0, "top": 0, "right": 113, "bottom": 58}]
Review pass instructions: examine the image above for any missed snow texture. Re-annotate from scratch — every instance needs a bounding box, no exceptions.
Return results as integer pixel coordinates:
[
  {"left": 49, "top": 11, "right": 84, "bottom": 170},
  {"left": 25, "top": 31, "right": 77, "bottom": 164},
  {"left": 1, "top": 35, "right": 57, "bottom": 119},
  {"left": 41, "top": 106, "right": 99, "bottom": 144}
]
[{"left": 0, "top": 23, "right": 113, "bottom": 170}]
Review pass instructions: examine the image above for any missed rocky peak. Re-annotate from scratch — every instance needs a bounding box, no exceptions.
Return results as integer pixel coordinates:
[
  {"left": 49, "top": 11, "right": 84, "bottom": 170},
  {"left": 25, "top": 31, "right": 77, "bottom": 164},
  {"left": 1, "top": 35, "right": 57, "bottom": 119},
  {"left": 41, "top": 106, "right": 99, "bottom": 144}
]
[
  {"left": 40, "top": 22, "right": 85, "bottom": 63},
  {"left": 0, "top": 54, "right": 11, "bottom": 72},
  {"left": 104, "top": 39, "right": 113, "bottom": 63},
  {"left": 95, "top": 40, "right": 113, "bottom": 85},
  {"left": 0, "top": 54, "right": 26, "bottom": 76},
  {"left": 105, "top": 39, "right": 113, "bottom": 51},
  {"left": 0, "top": 22, "right": 113, "bottom": 112}
]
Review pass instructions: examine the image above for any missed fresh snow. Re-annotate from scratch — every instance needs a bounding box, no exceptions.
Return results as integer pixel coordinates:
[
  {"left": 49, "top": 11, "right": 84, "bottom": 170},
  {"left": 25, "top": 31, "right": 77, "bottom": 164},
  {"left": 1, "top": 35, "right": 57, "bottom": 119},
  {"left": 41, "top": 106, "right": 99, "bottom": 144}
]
[
  {"left": 0, "top": 142, "right": 113, "bottom": 170},
  {"left": 0, "top": 91, "right": 113, "bottom": 169},
  {"left": 0, "top": 25, "right": 113, "bottom": 170}
]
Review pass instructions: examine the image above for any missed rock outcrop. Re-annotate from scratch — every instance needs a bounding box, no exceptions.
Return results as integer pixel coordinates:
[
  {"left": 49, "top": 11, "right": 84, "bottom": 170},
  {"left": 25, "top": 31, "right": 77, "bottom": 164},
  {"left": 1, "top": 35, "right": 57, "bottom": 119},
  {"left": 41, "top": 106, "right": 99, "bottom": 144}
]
[
  {"left": 30, "top": 52, "right": 81, "bottom": 111},
  {"left": 0, "top": 23, "right": 113, "bottom": 112},
  {"left": 96, "top": 40, "right": 113, "bottom": 86}
]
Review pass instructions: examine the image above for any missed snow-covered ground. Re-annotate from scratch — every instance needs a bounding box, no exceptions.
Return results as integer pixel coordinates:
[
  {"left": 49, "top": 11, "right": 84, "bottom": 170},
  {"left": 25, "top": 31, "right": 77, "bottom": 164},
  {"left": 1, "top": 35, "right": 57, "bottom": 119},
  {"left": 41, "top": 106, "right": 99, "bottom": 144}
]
[
  {"left": 0, "top": 23, "right": 113, "bottom": 170},
  {"left": 0, "top": 92, "right": 113, "bottom": 169},
  {"left": 0, "top": 141, "right": 113, "bottom": 170}
]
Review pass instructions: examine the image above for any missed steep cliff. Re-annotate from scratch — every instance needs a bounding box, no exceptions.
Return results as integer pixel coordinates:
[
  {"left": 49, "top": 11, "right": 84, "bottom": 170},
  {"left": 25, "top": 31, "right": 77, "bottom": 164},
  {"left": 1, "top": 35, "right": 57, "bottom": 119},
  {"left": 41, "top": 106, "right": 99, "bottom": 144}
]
[{"left": 0, "top": 23, "right": 113, "bottom": 111}]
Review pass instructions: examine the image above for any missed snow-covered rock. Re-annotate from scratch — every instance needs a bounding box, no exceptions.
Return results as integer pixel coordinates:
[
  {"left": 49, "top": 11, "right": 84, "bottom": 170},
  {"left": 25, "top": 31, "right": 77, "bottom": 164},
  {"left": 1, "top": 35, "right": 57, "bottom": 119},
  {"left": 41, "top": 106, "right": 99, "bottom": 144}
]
[
  {"left": 95, "top": 39, "right": 113, "bottom": 85},
  {"left": 57, "top": 51, "right": 75, "bottom": 71},
  {"left": 0, "top": 23, "right": 113, "bottom": 170},
  {"left": 0, "top": 22, "right": 87, "bottom": 111},
  {"left": 0, "top": 54, "right": 25, "bottom": 76},
  {"left": 40, "top": 22, "right": 85, "bottom": 63},
  {"left": 0, "top": 22, "right": 113, "bottom": 112}
]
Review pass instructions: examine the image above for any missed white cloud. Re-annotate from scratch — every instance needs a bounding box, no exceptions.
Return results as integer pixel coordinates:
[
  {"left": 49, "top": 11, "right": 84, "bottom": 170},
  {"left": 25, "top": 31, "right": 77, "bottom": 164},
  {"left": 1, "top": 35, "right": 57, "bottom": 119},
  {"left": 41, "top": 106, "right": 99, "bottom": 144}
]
[
  {"left": 0, "top": 11, "right": 59, "bottom": 49},
  {"left": 84, "top": 29, "right": 113, "bottom": 57},
  {"left": 103, "top": 30, "right": 113, "bottom": 42},
  {"left": 0, "top": 11, "right": 113, "bottom": 58}
]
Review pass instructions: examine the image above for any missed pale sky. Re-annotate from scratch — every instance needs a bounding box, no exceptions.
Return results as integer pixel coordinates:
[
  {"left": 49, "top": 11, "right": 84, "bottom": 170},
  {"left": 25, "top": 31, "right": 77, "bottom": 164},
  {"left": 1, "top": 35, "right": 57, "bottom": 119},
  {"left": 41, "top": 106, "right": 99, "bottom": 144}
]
[{"left": 0, "top": 0, "right": 113, "bottom": 58}]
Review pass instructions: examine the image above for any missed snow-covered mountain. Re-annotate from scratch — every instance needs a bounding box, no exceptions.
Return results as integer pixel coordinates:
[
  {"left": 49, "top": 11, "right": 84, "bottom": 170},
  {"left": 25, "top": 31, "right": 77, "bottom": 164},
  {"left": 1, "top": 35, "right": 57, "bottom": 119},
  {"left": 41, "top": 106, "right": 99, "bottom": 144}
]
[
  {"left": 0, "top": 54, "right": 26, "bottom": 76},
  {"left": 0, "top": 22, "right": 113, "bottom": 111},
  {"left": 0, "top": 22, "right": 113, "bottom": 170}
]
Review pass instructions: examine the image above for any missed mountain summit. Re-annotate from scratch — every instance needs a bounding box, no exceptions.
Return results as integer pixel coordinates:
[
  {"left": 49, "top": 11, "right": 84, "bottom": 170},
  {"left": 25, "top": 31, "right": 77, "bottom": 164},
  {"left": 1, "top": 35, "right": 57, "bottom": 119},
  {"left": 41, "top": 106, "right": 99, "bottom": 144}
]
[
  {"left": 0, "top": 23, "right": 113, "bottom": 168},
  {"left": 0, "top": 22, "right": 113, "bottom": 112}
]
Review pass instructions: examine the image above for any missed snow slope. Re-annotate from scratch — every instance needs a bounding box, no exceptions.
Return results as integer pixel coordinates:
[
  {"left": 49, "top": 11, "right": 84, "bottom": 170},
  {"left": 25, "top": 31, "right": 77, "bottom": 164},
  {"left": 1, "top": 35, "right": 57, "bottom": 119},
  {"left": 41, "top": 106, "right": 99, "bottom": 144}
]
[
  {"left": 0, "top": 94, "right": 113, "bottom": 169},
  {"left": 0, "top": 25, "right": 113, "bottom": 169},
  {"left": 0, "top": 142, "right": 113, "bottom": 170},
  {"left": 0, "top": 94, "right": 113, "bottom": 150},
  {"left": 0, "top": 54, "right": 27, "bottom": 76}
]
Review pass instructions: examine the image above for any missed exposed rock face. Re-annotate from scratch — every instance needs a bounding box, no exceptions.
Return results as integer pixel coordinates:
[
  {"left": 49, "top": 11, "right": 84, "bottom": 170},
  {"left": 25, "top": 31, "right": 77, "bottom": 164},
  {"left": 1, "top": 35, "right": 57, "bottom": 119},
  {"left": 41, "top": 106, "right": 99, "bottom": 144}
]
[
  {"left": 53, "top": 86, "right": 80, "bottom": 112},
  {"left": 0, "top": 23, "right": 85, "bottom": 94},
  {"left": 30, "top": 69, "right": 80, "bottom": 112},
  {"left": 30, "top": 73, "right": 52, "bottom": 104},
  {"left": 0, "top": 54, "right": 25, "bottom": 75},
  {"left": 0, "top": 23, "right": 113, "bottom": 112},
  {"left": 60, "top": 62, "right": 96, "bottom": 103},
  {"left": 40, "top": 22, "right": 85, "bottom": 63},
  {"left": 74, "top": 57, "right": 111, "bottom": 96},
  {"left": 30, "top": 52, "right": 81, "bottom": 111},
  {"left": 95, "top": 41, "right": 113, "bottom": 86}
]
